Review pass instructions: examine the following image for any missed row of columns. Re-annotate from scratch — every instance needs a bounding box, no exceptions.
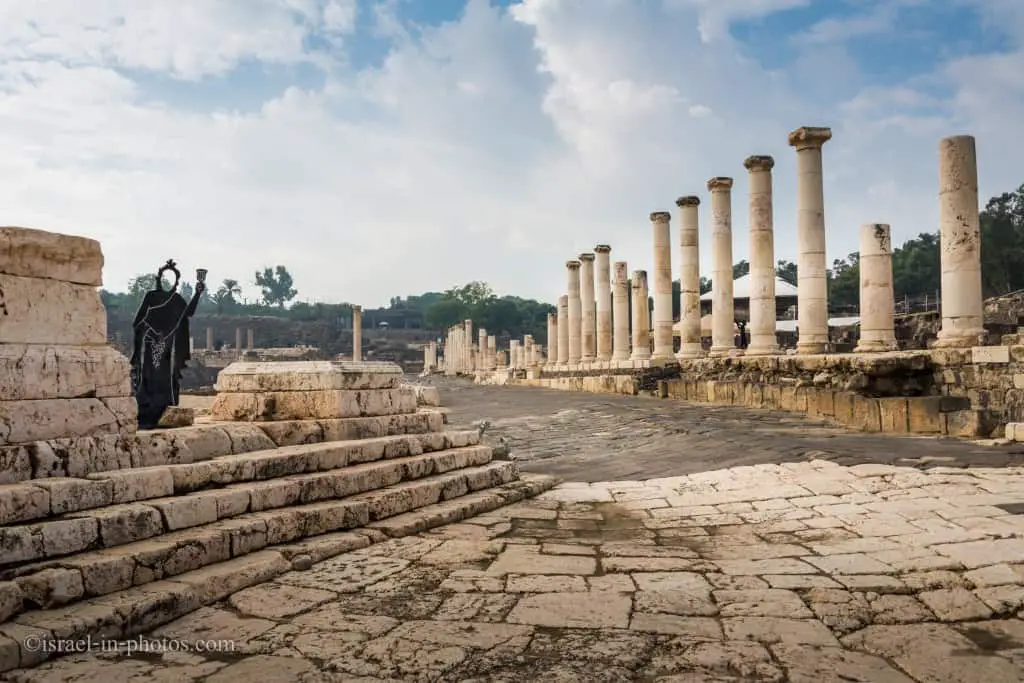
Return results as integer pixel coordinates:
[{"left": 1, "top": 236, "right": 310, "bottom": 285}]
[{"left": 200, "top": 327, "right": 256, "bottom": 352}]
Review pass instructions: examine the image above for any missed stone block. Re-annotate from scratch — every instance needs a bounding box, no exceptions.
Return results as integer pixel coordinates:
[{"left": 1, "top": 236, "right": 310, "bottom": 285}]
[
  {"left": 807, "top": 390, "right": 835, "bottom": 418},
  {"left": 31, "top": 478, "right": 114, "bottom": 515},
  {"left": 89, "top": 467, "right": 174, "bottom": 504},
  {"left": 209, "top": 387, "right": 418, "bottom": 421},
  {"left": 907, "top": 397, "right": 943, "bottom": 434},
  {"left": 779, "top": 386, "right": 807, "bottom": 413},
  {"left": 0, "top": 274, "right": 106, "bottom": 345},
  {"left": 215, "top": 360, "right": 403, "bottom": 393},
  {"left": 1005, "top": 422, "right": 1024, "bottom": 441},
  {"left": 832, "top": 393, "right": 855, "bottom": 426},
  {"left": 157, "top": 407, "right": 193, "bottom": 428},
  {"left": 942, "top": 410, "right": 995, "bottom": 438},
  {"left": 0, "top": 444, "right": 32, "bottom": 484},
  {"left": 971, "top": 345, "right": 1010, "bottom": 364},
  {"left": 0, "top": 484, "right": 49, "bottom": 525},
  {"left": 0, "top": 345, "right": 131, "bottom": 401},
  {"left": 878, "top": 398, "right": 909, "bottom": 433},
  {"left": 0, "top": 227, "right": 103, "bottom": 285},
  {"left": 46, "top": 435, "right": 136, "bottom": 478},
  {"left": 851, "top": 396, "right": 882, "bottom": 432},
  {"left": 0, "top": 397, "right": 137, "bottom": 446},
  {"left": 15, "top": 568, "right": 84, "bottom": 609},
  {"left": 763, "top": 385, "right": 782, "bottom": 410},
  {"left": 172, "top": 426, "right": 233, "bottom": 461},
  {"left": 0, "top": 582, "right": 22, "bottom": 622}
]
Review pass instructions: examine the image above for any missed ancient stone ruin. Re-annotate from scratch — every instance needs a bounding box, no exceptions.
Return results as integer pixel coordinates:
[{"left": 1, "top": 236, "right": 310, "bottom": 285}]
[{"left": 0, "top": 226, "right": 555, "bottom": 673}]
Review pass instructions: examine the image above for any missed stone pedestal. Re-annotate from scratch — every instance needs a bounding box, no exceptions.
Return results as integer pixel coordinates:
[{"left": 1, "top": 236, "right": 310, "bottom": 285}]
[
  {"left": 594, "top": 245, "right": 613, "bottom": 361},
  {"left": 744, "top": 156, "right": 779, "bottom": 356},
  {"left": 566, "top": 260, "right": 582, "bottom": 363},
  {"left": 630, "top": 270, "right": 652, "bottom": 361},
  {"left": 789, "top": 126, "right": 832, "bottom": 355},
  {"left": 579, "top": 253, "right": 596, "bottom": 361},
  {"left": 708, "top": 177, "right": 737, "bottom": 358},
  {"left": 557, "top": 294, "right": 569, "bottom": 365},
  {"left": 546, "top": 313, "right": 558, "bottom": 366},
  {"left": 211, "top": 360, "right": 414, "bottom": 421},
  {"left": 352, "top": 306, "right": 363, "bottom": 361},
  {"left": 612, "top": 261, "right": 631, "bottom": 361},
  {"left": 855, "top": 223, "right": 898, "bottom": 353},
  {"left": 0, "top": 226, "right": 135, "bottom": 445},
  {"left": 935, "top": 135, "right": 986, "bottom": 348},
  {"left": 650, "top": 212, "right": 674, "bottom": 361},
  {"left": 676, "top": 197, "right": 703, "bottom": 359}
]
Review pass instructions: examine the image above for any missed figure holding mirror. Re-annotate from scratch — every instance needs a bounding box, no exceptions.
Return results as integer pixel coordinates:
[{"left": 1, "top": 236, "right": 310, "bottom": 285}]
[{"left": 130, "top": 260, "right": 206, "bottom": 428}]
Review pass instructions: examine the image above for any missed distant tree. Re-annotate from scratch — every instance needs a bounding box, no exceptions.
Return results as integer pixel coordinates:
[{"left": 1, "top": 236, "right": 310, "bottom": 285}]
[
  {"left": 213, "top": 278, "right": 242, "bottom": 313},
  {"left": 775, "top": 260, "right": 798, "bottom": 286},
  {"left": 732, "top": 260, "right": 750, "bottom": 279},
  {"left": 255, "top": 266, "right": 298, "bottom": 308}
]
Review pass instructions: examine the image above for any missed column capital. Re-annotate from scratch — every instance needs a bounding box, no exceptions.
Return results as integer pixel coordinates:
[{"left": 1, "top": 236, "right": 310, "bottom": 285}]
[
  {"left": 649, "top": 211, "right": 671, "bottom": 223},
  {"left": 578, "top": 252, "right": 595, "bottom": 262},
  {"left": 676, "top": 196, "right": 700, "bottom": 207},
  {"left": 707, "top": 177, "right": 733, "bottom": 191},
  {"left": 788, "top": 126, "right": 832, "bottom": 149},
  {"left": 594, "top": 244, "right": 611, "bottom": 254},
  {"left": 743, "top": 155, "right": 775, "bottom": 171},
  {"left": 566, "top": 259, "right": 581, "bottom": 270}
]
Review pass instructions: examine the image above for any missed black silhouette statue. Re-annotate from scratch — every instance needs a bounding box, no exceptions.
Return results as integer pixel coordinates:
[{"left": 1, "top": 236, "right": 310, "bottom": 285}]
[{"left": 130, "top": 260, "right": 206, "bottom": 429}]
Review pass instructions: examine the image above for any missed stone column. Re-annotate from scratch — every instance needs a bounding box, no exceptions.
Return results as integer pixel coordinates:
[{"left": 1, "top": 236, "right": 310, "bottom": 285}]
[
  {"left": 487, "top": 335, "right": 497, "bottom": 369},
  {"left": 676, "top": 197, "right": 703, "bottom": 359},
  {"left": 478, "top": 329, "right": 487, "bottom": 370},
  {"left": 206, "top": 327, "right": 213, "bottom": 350},
  {"left": 557, "top": 294, "right": 569, "bottom": 365},
  {"left": 789, "top": 126, "right": 832, "bottom": 354},
  {"left": 578, "top": 253, "right": 596, "bottom": 362},
  {"left": 524, "top": 335, "right": 535, "bottom": 367},
  {"left": 566, "top": 260, "right": 582, "bottom": 363},
  {"left": 464, "top": 320, "right": 473, "bottom": 370},
  {"left": 546, "top": 313, "right": 558, "bottom": 366},
  {"left": 235, "top": 327, "right": 242, "bottom": 351},
  {"left": 708, "top": 177, "right": 736, "bottom": 357},
  {"left": 855, "top": 223, "right": 898, "bottom": 353},
  {"left": 510, "top": 340, "right": 520, "bottom": 369},
  {"left": 630, "top": 270, "right": 651, "bottom": 361},
  {"left": 594, "top": 245, "right": 613, "bottom": 362},
  {"left": 424, "top": 343, "right": 432, "bottom": 369},
  {"left": 935, "top": 135, "right": 986, "bottom": 347},
  {"left": 612, "top": 261, "right": 631, "bottom": 361},
  {"left": 352, "top": 306, "right": 363, "bottom": 361},
  {"left": 745, "top": 155, "right": 779, "bottom": 355},
  {"left": 650, "top": 212, "right": 674, "bottom": 361},
  {"left": 189, "top": 337, "right": 195, "bottom": 353},
  {"left": 247, "top": 328, "right": 254, "bottom": 350}
]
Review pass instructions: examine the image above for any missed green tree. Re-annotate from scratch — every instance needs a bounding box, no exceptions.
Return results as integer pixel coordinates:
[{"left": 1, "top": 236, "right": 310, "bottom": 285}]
[
  {"left": 255, "top": 266, "right": 298, "bottom": 308},
  {"left": 827, "top": 253, "right": 860, "bottom": 311},
  {"left": 776, "top": 260, "right": 798, "bottom": 286},
  {"left": 732, "top": 260, "right": 750, "bottom": 279},
  {"left": 213, "top": 278, "right": 242, "bottom": 313}
]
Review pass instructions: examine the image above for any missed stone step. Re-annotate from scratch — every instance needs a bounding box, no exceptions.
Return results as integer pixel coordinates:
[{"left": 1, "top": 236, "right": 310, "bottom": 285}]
[
  {"left": 0, "top": 410, "right": 446, "bottom": 485},
  {"left": 0, "top": 473, "right": 558, "bottom": 674},
  {"left": 0, "top": 429, "right": 479, "bottom": 526},
  {"left": 0, "top": 439, "right": 489, "bottom": 573}
]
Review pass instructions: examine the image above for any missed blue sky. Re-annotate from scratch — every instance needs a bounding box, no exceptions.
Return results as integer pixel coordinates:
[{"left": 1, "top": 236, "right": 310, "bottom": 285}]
[{"left": 1, "top": 0, "right": 1021, "bottom": 306}]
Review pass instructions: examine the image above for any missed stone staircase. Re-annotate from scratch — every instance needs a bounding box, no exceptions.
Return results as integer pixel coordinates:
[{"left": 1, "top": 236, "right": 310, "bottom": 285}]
[{"left": 0, "top": 363, "right": 556, "bottom": 673}]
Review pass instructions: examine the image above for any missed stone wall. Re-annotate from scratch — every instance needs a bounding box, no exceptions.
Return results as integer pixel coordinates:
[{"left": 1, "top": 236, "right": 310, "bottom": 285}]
[{"left": 929, "top": 345, "right": 1024, "bottom": 425}]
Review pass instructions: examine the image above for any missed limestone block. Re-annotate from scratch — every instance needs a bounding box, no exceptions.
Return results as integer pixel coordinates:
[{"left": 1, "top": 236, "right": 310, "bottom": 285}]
[
  {"left": 832, "top": 393, "right": 855, "bottom": 426},
  {"left": 779, "top": 386, "right": 808, "bottom": 413},
  {"left": 129, "top": 432, "right": 195, "bottom": 468},
  {"left": 0, "top": 227, "right": 103, "bottom": 285},
  {"left": 157, "top": 407, "right": 193, "bottom": 428},
  {"left": 851, "top": 396, "right": 882, "bottom": 432},
  {"left": 971, "top": 346, "right": 1010, "bottom": 364},
  {"left": 1005, "top": 422, "right": 1024, "bottom": 441},
  {"left": 406, "top": 384, "right": 441, "bottom": 407},
  {"left": 218, "top": 424, "right": 276, "bottom": 453},
  {"left": 0, "top": 345, "right": 130, "bottom": 401},
  {"left": 172, "top": 426, "right": 233, "bottom": 462},
  {"left": 88, "top": 467, "right": 174, "bottom": 504},
  {"left": 31, "top": 478, "right": 113, "bottom": 515},
  {"left": 0, "top": 582, "right": 22, "bottom": 622},
  {"left": 907, "top": 398, "right": 943, "bottom": 434},
  {"left": 0, "top": 274, "right": 106, "bottom": 345},
  {"left": 0, "top": 397, "right": 137, "bottom": 446},
  {"left": 46, "top": 435, "right": 136, "bottom": 479},
  {"left": 0, "top": 445, "right": 31, "bottom": 484},
  {"left": 258, "top": 420, "right": 324, "bottom": 447},
  {"left": 209, "top": 387, "right": 418, "bottom": 422},
  {"left": 807, "top": 390, "right": 835, "bottom": 419},
  {"left": 0, "top": 484, "right": 49, "bottom": 525},
  {"left": 942, "top": 410, "right": 995, "bottom": 438},
  {"left": 15, "top": 568, "right": 84, "bottom": 609},
  {"left": 878, "top": 398, "right": 909, "bottom": 433},
  {"left": 215, "top": 360, "right": 403, "bottom": 393}
]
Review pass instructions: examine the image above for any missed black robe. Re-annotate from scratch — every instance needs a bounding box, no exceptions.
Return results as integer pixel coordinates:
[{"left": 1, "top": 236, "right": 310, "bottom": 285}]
[{"left": 130, "top": 288, "right": 198, "bottom": 429}]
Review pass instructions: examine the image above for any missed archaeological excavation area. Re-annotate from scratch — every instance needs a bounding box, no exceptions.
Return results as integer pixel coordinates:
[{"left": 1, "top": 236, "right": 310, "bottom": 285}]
[{"left": 2, "top": 131, "right": 1024, "bottom": 681}]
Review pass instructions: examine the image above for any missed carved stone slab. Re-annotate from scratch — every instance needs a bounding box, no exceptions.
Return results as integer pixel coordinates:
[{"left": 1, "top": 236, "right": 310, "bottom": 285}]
[
  {"left": 0, "top": 226, "right": 104, "bottom": 285},
  {"left": 215, "top": 360, "right": 404, "bottom": 393}
]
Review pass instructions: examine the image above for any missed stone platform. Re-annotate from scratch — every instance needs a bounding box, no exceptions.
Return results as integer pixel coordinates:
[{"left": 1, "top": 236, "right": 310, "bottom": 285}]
[{"left": 0, "top": 361, "right": 556, "bottom": 674}]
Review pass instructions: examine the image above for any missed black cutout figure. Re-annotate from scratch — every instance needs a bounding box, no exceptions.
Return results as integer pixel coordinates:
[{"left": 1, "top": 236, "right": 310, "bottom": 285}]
[{"left": 130, "top": 260, "right": 206, "bottom": 429}]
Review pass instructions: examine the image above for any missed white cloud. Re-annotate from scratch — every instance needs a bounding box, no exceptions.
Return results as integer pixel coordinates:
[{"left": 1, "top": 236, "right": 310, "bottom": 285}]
[{"left": 0, "top": 0, "right": 1021, "bottom": 308}]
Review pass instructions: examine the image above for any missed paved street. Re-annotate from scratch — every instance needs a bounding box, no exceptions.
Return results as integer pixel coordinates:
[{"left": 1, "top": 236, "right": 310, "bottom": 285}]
[{"left": 438, "top": 379, "right": 1024, "bottom": 481}]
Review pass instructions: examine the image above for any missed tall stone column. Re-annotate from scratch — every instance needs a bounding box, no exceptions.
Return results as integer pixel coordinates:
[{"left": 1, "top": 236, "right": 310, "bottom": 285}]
[
  {"left": 745, "top": 155, "right": 779, "bottom": 355},
  {"left": 247, "top": 328, "right": 254, "bottom": 350},
  {"left": 578, "top": 253, "right": 596, "bottom": 362},
  {"left": 235, "top": 328, "right": 242, "bottom": 351},
  {"left": 352, "top": 306, "right": 363, "bottom": 361},
  {"left": 612, "top": 261, "right": 631, "bottom": 361},
  {"left": 789, "top": 126, "right": 832, "bottom": 354},
  {"left": 855, "top": 223, "right": 898, "bottom": 353},
  {"left": 487, "top": 335, "right": 497, "bottom": 369},
  {"left": 478, "top": 329, "right": 488, "bottom": 369},
  {"left": 594, "top": 245, "right": 613, "bottom": 362},
  {"left": 566, "top": 260, "right": 582, "bottom": 363},
  {"left": 650, "top": 212, "right": 674, "bottom": 361},
  {"left": 206, "top": 327, "right": 213, "bottom": 350},
  {"left": 708, "top": 177, "right": 736, "bottom": 357},
  {"left": 935, "top": 135, "right": 986, "bottom": 347},
  {"left": 676, "top": 197, "right": 703, "bottom": 359},
  {"left": 524, "top": 335, "right": 536, "bottom": 367},
  {"left": 557, "top": 294, "right": 569, "bottom": 365},
  {"left": 464, "top": 319, "right": 473, "bottom": 370},
  {"left": 630, "top": 270, "right": 652, "bottom": 361},
  {"left": 546, "top": 313, "right": 558, "bottom": 366}
]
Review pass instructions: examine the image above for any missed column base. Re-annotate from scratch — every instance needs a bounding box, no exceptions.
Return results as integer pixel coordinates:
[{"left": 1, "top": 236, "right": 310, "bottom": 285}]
[
  {"left": 796, "top": 341, "right": 828, "bottom": 355},
  {"left": 651, "top": 353, "right": 675, "bottom": 363},
  {"left": 743, "top": 345, "right": 778, "bottom": 356},
  {"left": 675, "top": 345, "right": 705, "bottom": 360},
  {"left": 596, "top": 354, "right": 613, "bottom": 362},
  {"left": 933, "top": 329, "right": 986, "bottom": 349},
  {"left": 728, "top": 348, "right": 745, "bottom": 358},
  {"left": 708, "top": 346, "right": 734, "bottom": 358},
  {"left": 853, "top": 339, "right": 897, "bottom": 353},
  {"left": 629, "top": 354, "right": 653, "bottom": 362}
]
